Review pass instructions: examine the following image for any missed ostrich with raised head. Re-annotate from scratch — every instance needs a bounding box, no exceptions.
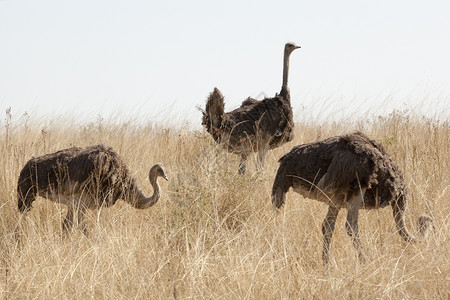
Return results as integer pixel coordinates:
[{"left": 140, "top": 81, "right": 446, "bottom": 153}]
[
  {"left": 201, "top": 42, "right": 300, "bottom": 174},
  {"left": 271, "top": 131, "right": 433, "bottom": 264},
  {"left": 17, "top": 144, "right": 168, "bottom": 233}
]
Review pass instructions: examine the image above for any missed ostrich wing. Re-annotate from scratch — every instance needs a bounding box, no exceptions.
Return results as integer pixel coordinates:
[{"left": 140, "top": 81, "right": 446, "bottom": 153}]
[
  {"left": 222, "top": 96, "right": 292, "bottom": 148},
  {"left": 320, "top": 150, "right": 374, "bottom": 196}
]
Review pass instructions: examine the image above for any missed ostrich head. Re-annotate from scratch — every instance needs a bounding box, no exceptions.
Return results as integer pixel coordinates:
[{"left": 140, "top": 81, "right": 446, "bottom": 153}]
[
  {"left": 149, "top": 164, "right": 168, "bottom": 182},
  {"left": 285, "top": 43, "right": 301, "bottom": 55}
]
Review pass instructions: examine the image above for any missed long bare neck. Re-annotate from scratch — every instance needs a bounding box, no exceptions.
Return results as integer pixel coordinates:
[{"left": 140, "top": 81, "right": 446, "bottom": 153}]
[
  {"left": 280, "top": 49, "right": 292, "bottom": 99},
  {"left": 128, "top": 176, "right": 160, "bottom": 209}
]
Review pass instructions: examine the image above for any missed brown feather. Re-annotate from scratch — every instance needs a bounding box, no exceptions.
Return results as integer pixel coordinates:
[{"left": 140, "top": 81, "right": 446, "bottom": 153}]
[
  {"left": 272, "top": 131, "right": 432, "bottom": 245},
  {"left": 17, "top": 144, "right": 167, "bottom": 233},
  {"left": 201, "top": 43, "right": 299, "bottom": 173}
]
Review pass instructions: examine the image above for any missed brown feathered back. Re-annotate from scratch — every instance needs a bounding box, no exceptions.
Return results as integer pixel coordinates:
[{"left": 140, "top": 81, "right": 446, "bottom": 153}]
[
  {"left": 65, "top": 144, "right": 136, "bottom": 208},
  {"left": 17, "top": 146, "right": 83, "bottom": 212},
  {"left": 272, "top": 131, "right": 407, "bottom": 209},
  {"left": 202, "top": 88, "right": 294, "bottom": 154},
  {"left": 320, "top": 132, "right": 381, "bottom": 196},
  {"left": 17, "top": 144, "right": 137, "bottom": 212}
]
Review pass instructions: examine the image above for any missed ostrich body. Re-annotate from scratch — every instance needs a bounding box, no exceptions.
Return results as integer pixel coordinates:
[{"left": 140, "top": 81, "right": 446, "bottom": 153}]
[
  {"left": 271, "top": 132, "right": 433, "bottom": 264},
  {"left": 17, "top": 144, "right": 168, "bottom": 233},
  {"left": 202, "top": 43, "right": 300, "bottom": 174}
]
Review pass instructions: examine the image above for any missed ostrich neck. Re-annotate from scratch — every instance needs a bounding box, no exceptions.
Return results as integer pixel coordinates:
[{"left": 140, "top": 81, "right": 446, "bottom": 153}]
[
  {"left": 280, "top": 51, "right": 291, "bottom": 98},
  {"left": 129, "top": 177, "right": 160, "bottom": 209}
]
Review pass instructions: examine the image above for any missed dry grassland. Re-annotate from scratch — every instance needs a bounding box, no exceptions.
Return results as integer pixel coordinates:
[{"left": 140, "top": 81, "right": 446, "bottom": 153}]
[{"left": 0, "top": 109, "right": 448, "bottom": 299}]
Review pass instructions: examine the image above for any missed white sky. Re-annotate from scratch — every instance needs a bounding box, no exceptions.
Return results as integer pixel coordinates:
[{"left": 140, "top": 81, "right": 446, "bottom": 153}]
[{"left": 1, "top": 0, "right": 449, "bottom": 126}]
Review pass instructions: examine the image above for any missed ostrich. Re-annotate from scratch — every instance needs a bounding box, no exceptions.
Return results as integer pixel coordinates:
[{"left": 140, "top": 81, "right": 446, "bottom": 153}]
[
  {"left": 17, "top": 144, "right": 168, "bottom": 233},
  {"left": 201, "top": 42, "right": 300, "bottom": 174},
  {"left": 271, "top": 131, "right": 433, "bottom": 264}
]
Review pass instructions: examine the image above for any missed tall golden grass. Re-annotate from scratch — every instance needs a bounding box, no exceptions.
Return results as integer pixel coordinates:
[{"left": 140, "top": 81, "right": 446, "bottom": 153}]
[{"left": 0, "top": 108, "right": 448, "bottom": 298}]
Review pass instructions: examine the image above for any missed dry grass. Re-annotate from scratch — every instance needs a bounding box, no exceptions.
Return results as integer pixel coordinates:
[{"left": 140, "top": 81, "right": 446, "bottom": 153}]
[{"left": 0, "top": 108, "right": 448, "bottom": 299}]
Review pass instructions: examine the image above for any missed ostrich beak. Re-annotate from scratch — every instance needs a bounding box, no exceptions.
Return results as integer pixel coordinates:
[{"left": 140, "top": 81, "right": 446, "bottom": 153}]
[
  {"left": 163, "top": 174, "right": 169, "bottom": 181},
  {"left": 294, "top": 45, "right": 301, "bottom": 49}
]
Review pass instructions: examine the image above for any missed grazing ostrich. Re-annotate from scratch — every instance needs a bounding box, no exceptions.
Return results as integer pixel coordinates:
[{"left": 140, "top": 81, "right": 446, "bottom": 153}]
[
  {"left": 201, "top": 43, "right": 300, "bottom": 174},
  {"left": 271, "top": 132, "right": 433, "bottom": 264},
  {"left": 17, "top": 144, "right": 168, "bottom": 233}
]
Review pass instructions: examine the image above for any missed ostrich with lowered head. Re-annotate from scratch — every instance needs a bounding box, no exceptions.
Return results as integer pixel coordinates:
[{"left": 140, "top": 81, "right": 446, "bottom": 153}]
[
  {"left": 201, "top": 42, "right": 300, "bottom": 174},
  {"left": 17, "top": 144, "right": 168, "bottom": 234},
  {"left": 271, "top": 131, "right": 433, "bottom": 264}
]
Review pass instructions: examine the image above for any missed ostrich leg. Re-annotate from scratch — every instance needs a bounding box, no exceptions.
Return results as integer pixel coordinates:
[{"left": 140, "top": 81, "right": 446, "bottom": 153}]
[
  {"left": 76, "top": 204, "right": 88, "bottom": 235},
  {"left": 63, "top": 200, "right": 88, "bottom": 235},
  {"left": 345, "top": 188, "right": 366, "bottom": 263},
  {"left": 322, "top": 205, "right": 339, "bottom": 265},
  {"left": 256, "top": 145, "right": 269, "bottom": 172},
  {"left": 238, "top": 154, "right": 248, "bottom": 175},
  {"left": 62, "top": 205, "right": 75, "bottom": 232}
]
